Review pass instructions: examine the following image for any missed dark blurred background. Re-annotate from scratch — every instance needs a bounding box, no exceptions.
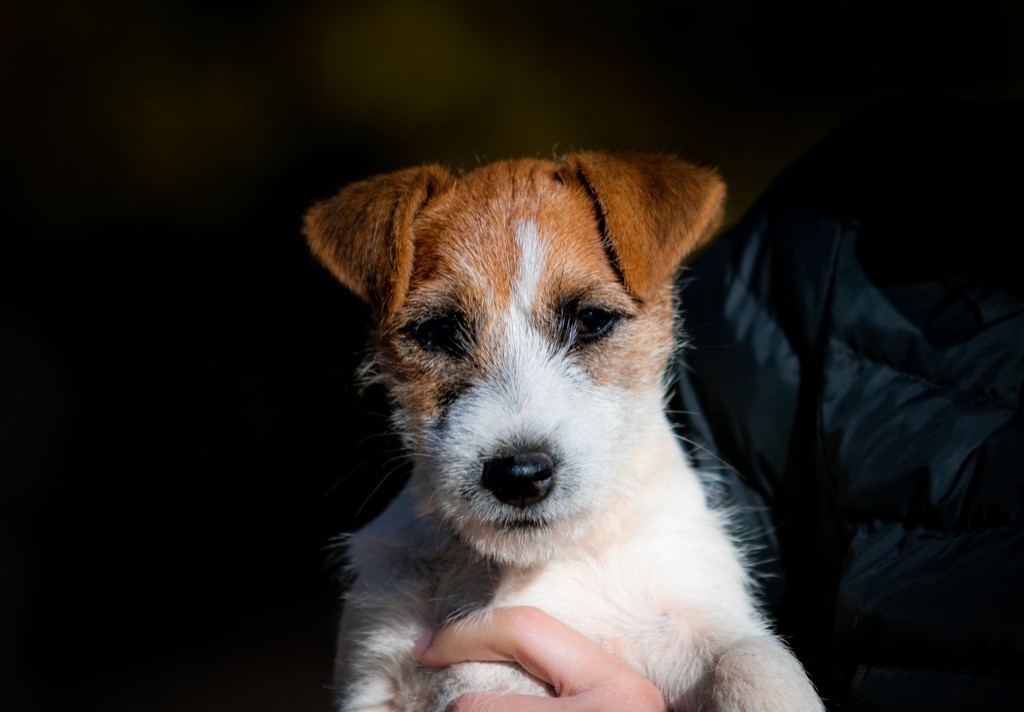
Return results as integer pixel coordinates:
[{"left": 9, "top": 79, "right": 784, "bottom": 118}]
[{"left": 2, "top": 1, "right": 1023, "bottom": 710}]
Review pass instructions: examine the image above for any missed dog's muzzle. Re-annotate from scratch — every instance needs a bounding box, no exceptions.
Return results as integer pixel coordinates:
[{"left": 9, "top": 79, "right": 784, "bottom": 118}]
[{"left": 481, "top": 451, "right": 554, "bottom": 508}]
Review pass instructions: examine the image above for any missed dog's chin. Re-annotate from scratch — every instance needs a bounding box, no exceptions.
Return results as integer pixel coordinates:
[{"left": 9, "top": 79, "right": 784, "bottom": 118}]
[{"left": 452, "top": 508, "right": 596, "bottom": 568}]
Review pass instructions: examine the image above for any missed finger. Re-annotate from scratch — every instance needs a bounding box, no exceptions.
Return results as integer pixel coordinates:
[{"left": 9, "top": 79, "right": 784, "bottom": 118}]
[
  {"left": 450, "top": 691, "right": 577, "bottom": 712},
  {"left": 452, "top": 684, "right": 666, "bottom": 712},
  {"left": 414, "top": 607, "right": 637, "bottom": 696}
]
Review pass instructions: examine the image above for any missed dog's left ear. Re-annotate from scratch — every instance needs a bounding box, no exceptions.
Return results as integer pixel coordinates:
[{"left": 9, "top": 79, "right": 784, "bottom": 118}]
[
  {"left": 302, "top": 165, "right": 454, "bottom": 319},
  {"left": 558, "top": 152, "right": 726, "bottom": 301}
]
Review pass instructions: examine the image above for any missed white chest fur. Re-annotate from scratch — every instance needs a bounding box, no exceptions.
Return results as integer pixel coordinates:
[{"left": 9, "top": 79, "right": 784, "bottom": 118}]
[{"left": 336, "top": 421, "right": 768, "bottom": 711}]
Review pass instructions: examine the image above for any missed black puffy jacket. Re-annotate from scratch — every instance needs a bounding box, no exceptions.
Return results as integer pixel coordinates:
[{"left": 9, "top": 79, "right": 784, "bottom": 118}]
[{"left": 673, "top": 96, "right": 1024, "bottom": 710}]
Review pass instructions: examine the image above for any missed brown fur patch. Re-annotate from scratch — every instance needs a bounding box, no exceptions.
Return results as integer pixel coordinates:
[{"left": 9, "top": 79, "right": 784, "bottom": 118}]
[
  {"left": 305, "top": 153, "right": 726, "bottom": 426},
  {"left": 558, "top": 152, "right": 726, "bottom": 302}
]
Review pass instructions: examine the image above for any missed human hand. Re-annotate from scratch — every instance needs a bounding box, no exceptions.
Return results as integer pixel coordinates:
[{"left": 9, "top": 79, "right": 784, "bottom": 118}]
[{"left": 413, "top": 606, "right": 668, "bottom": 711}]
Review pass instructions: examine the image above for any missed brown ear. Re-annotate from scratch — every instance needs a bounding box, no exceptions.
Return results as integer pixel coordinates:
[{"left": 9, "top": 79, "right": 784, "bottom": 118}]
[
  {"left": 303, "top": 165, "right": 454, "bottom": 317},
  {"left": 558, "top": 152, "right": 726, "bottom": 301}
]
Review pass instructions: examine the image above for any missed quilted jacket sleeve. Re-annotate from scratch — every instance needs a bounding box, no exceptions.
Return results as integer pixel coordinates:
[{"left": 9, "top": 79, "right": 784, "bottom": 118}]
[{"left": 672, "top": 96, "right": 1024, "bottom": 711}]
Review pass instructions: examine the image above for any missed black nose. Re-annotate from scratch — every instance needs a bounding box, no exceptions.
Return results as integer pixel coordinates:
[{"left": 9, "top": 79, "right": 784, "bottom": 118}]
[{"left": 481, "top": 452, "right": 555, "bottom": 507}]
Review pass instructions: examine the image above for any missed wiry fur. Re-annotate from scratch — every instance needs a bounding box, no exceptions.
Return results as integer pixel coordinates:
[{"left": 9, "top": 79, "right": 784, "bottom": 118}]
[{"left": 305, "top": 153, "right": 823, "bottom": 711}]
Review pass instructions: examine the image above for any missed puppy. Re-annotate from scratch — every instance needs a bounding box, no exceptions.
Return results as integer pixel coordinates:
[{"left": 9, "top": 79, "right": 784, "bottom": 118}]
[{"left": 304, "top": 153, "right": 823, "bottom": 711}]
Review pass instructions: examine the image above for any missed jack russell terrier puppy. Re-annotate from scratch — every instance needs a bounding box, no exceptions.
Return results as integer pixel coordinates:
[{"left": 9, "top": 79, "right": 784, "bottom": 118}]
[{"left": 304, "top": 152, "right": 824, "bottom": 711}]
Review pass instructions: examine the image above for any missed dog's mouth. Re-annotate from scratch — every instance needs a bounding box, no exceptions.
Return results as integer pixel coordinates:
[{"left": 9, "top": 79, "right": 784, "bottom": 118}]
[
  {"left": 415, "top": 454, "right": 603, "bottom": 567},
  {"left": 493, "top": 511, "right": 551, "bottom": 530},
  {"left": 467, "top": 445, "right": 564, "bottom": 526},
  {"left": 414, "top": 431, "right": 608, "bottom": 564},
  {"left": 455, "top": 478, "right": 558, "bottom": 529}
]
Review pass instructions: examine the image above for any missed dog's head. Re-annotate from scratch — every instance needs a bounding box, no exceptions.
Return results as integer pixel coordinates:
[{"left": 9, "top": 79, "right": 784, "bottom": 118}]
[{"left": 305, "top": 153, "right": 725, "bottom": 566}]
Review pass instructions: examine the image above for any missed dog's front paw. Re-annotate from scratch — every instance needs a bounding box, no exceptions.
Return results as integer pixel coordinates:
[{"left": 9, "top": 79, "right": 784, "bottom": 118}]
[
  {"left": 709, "top": 636, "right": 824, "bottom": 712},
  {"left": 428, "top": 661, "right": 552, "bottom": 712}
]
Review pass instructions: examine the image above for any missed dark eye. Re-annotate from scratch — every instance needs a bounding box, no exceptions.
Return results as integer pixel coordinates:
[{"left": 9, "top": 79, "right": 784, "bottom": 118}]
[
  {"left": 409, "top": 315, "right": 466, "bottom": 356},
  {"left": 573, "top": 307, "right": 618, "bottom": 342}
]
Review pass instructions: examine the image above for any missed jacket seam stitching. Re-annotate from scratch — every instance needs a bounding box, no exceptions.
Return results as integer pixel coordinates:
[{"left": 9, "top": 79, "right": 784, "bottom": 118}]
[
  {"left": 851, "top": 661, "right": 1024, "bottom": 683},
  {"left": 830, "top": 340, "right": 1020, "bottom": 414},
  {"left": 846, "top": 515, "right": 1023, "bottom": 535}
]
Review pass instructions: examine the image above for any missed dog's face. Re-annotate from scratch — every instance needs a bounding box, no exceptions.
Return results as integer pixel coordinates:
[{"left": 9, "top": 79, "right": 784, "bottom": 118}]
[{"left": 306, "top": 153, "right": 724, "bottom": 566}]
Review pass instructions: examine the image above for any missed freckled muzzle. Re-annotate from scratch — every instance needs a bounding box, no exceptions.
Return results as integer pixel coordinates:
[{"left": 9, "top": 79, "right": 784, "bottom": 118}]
[{"left": 480, "top": 451, "right": 555, "bottom": 507}]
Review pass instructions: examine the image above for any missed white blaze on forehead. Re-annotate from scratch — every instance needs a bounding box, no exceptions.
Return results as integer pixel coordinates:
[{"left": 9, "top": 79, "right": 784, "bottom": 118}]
[
  {"left": 421, "top": 219, "right": 656, "bottom": 564},
  {"left": 514, "top": 220, "right": 547, "bottom": 311},
  {"left": 481, "top": 219, "right": 573, "bottom": 441}
]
